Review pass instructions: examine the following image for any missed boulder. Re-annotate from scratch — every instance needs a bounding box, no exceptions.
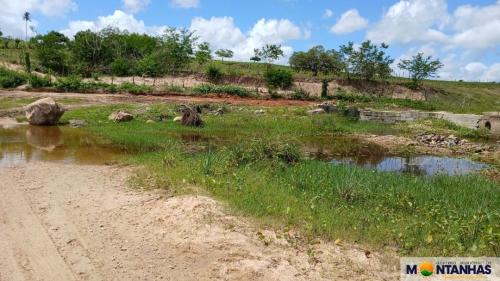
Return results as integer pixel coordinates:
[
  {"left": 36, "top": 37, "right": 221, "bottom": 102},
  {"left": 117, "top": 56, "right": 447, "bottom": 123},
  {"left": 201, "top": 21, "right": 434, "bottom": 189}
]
[
  {"left": 108, "top": 111, "right": 133, "bottom": 122},
  {"left": 25, "top": 97, "right": 65, "bottom": 125}
]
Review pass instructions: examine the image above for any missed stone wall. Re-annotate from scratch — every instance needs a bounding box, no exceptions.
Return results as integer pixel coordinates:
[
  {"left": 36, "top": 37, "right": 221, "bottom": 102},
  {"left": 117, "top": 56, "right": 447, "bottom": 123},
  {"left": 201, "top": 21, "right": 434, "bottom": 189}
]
[{"left": 359, "top": 109, "right": 484, "bottom": 130}]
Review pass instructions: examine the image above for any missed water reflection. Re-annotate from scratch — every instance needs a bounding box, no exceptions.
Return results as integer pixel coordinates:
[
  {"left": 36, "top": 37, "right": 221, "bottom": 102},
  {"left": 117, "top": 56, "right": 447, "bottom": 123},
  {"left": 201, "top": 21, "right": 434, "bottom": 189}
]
[
  {"left": 331, "top": 156, "right": 488, "bottom": 177},
  {"left": 0, "top": 125, "right": 125, "bottom": 167}
]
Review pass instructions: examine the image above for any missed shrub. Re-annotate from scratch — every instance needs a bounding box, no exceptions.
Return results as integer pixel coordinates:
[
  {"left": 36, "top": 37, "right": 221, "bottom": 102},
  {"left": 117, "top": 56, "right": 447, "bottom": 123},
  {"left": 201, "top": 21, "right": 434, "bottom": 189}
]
[
  {"left": 0, "top": 67, "right": 27, "bottom": 88},
  {"left": 28, "top": 74, "right": 52, "bottom": 88},
  {"left": 56, "top": 75, "right": 83, "bottom": 91},
  {"left": 291, "top": 88, "right": 311, "bottom": 100},
  {"left": 118, "top": 82, "right": 153, "bottom": 95},
  {"left": 206, "top": 65, "right": 223, "bottom": 82},
  {"left": 264, "top": 67, "right": 293, "bottom": 90},
  {"left": 192, "top": 84, "right": 251, "bottom": 97}
]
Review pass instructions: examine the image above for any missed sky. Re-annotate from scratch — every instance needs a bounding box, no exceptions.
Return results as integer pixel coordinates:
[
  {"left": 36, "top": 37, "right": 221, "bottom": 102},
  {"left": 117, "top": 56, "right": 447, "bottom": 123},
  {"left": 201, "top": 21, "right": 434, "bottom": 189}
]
[{"left": 1, "top": 0, "right": 499, "bottom": 81}]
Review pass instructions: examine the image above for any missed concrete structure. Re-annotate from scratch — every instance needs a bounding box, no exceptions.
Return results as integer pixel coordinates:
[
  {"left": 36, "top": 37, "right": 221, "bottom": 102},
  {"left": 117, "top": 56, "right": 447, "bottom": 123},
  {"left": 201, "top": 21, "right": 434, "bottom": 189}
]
[
  {"left": 477, "top": 113, "right": 500, "bottom": 136},
  {"left": 358, "top": 109, "right": 488, "bottom": 130}
]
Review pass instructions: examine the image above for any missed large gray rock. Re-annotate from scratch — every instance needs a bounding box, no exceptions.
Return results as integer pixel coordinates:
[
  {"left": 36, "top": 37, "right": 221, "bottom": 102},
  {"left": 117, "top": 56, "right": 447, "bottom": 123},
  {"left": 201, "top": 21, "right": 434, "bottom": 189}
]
[{"left": 25, "top": 97, "right": 65, "bottom": 126}]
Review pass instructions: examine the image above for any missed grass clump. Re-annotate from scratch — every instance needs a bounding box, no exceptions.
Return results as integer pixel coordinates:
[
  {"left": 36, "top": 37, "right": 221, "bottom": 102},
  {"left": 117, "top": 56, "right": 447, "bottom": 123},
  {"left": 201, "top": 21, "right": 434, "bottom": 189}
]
[
  {"left": 192, "top": 83, "right": 252, "bottom": 97},
  {"left": 28, "top": 74, "right": 53, "bottom": 88},
  {"left": 291, "top": 88, "right": 312, "bottom": 100},
  {"left": 0, "top": 67, "right": 27, "bottom": 88}
]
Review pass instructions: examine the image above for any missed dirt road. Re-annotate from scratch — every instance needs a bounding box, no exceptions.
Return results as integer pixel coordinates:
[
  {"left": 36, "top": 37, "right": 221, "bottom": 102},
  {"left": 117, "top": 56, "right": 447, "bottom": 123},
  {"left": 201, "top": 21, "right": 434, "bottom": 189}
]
[{"left": 0, "top": 163, "right": 396, "bottom": 281}]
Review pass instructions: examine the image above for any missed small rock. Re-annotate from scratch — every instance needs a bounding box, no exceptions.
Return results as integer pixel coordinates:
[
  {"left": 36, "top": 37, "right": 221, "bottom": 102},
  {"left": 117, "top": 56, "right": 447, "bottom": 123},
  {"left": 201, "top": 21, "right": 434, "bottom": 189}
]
[
  {"left": 146, "top": 119, "right": 155, "bottom": 124},
  {"left": 307, "top": 108, "right": 326, "bottom": 115},
  {"left": 69, "top": 119, "right": 87, "bottom": 128},
  {"left": 108, "top": 111, "right": 133, "bottom": 122},
  {"left": 173, "top": 116, "right": 182, "bottom": 122},
  {"left": 254, "top": 109, "right": 266, "bottom": 115}
]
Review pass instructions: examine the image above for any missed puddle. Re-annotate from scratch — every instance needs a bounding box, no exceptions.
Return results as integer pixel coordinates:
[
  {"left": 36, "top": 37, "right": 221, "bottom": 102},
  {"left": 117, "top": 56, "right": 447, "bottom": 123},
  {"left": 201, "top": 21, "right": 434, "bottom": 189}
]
[
  {"left": 0, "top": 122, "right": 490, "bottom": 176},
  {"left": 0, "top": 124, "right": 126, "bottom": 167},
  {"left": 331, "top": 156, "right": 488, "bottom": 176}
]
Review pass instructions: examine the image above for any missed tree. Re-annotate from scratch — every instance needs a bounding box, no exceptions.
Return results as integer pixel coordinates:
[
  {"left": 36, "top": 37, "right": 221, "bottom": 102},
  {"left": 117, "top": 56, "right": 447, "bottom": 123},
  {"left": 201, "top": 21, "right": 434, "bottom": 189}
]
[
  {"left": 32, "top": 31, "right": 70, "bottom": 74},
  {"left": 340, "top": 40, "right": 394, "bottom": 81},
  {"left": 137, "top": 53, "right": 164, "bottom": 85},
  {"left": 195, "top": 42, "right": 212, "bottom": 65},
  {"left": 71, "top": 30, "right": 107, "bottom": 75},
  {"left": 0, "top": 30, "right": 3, "bottom": 38},
  {"left": 158, "top": 28, "right": 197, "bottom": 73},
  {"left": 23, "top": 12, "right": 31, "bottom": 41},
  {"left": 398, "top": 52, "right": 443, "bottom": 88},
  {"left": 215, "top": 49, "right": 233, "bottom": 61},
  {"left": 255, "top": 44, "right": 283, "bottom": 64},
  {"left": 289, "top": 45, "right": 342, "bottom": 76},
  {"left": 250, "top": 48, "right": 261, "bottom": 63}
]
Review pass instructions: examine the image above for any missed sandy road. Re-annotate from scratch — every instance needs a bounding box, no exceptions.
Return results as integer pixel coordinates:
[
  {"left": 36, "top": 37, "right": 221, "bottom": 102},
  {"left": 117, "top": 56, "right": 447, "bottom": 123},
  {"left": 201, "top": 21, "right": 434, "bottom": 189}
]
[{"left": 0, "top": 163, "right": 397, "bottom": 281}]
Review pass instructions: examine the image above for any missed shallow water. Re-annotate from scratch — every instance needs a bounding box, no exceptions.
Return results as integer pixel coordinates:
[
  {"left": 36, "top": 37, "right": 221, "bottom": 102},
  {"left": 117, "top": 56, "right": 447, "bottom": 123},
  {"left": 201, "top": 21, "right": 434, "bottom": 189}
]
[
  {"left": 0, "top": 124, "right": 125, "bottom": 167},
  {"left": 0, "top": 123, "right": 489, "bottom": 176},
  {"left": 330, "top": 156, "right": 488, "bottom": 177}
]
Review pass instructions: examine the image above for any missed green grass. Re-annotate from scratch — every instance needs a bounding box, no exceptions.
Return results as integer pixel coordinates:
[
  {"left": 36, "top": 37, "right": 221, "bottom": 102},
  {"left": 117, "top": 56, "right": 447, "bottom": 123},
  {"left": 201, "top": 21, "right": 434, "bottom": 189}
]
[{"left": 61, "top": 104, "right": 500, "bottom": 256}]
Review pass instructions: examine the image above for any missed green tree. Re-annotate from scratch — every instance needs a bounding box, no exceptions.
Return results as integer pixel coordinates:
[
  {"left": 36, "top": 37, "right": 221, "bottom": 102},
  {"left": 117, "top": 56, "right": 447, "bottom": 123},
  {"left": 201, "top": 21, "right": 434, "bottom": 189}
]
[
  {"left": 339, "top": 41, "right": 393, "bottom": 81},
  {"left": 250, "top": 48, "right": 261, "bottom": 63},
  {"left": 255, "top": 44, "right": 283, "bottom": 64},
  {"left": 195, "top": 42, "right": 212, "bottom": 65},
  {"left": 137, "top": 53, "right": 164, "bottom": 85},
  {"left": 398, "top": 52, "right": 443, "bottom": 88},
  {"left": 23, "top": 12, "right": 31, "bottom": 41},
  {"left": 71, "top": 30, "right": 107, "bottom": 75},
  {"left": 158, "top": 28, "right": 197, "bottom": 73},
  {"left": 289, "top": 45, "right": 342, "bottom": 76},
  {"left": 32, "top": 31, "right": 70, "bottom": 74},
  {"left": 215, "top": 49, "right": 233, "bottom": 62}
]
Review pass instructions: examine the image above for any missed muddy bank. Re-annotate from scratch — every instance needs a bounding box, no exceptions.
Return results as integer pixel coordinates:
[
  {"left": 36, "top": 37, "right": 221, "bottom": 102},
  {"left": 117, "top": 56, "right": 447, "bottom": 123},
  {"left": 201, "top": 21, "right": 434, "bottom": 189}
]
[{"left": 0, "top": 163, "right": 397, "bottom": 281}]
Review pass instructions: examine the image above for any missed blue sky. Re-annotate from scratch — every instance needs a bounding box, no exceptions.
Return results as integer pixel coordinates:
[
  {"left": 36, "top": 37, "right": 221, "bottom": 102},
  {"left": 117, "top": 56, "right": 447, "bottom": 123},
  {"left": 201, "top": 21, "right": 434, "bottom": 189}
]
[{"left": 1, "top": 0, "right": 499, "bottom": 81}]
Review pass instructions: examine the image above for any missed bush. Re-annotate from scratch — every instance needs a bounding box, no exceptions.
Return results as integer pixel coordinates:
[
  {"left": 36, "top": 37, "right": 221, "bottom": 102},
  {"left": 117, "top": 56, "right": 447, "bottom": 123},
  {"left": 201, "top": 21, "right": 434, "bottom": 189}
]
[
  {"left": 291, "top": 88, "right": 311, "bottom": 100},
  {"left": 56, "top": 75, "right": 83, "bottom": 91},
  {"left": 0, "top": 67, "right": 27, "bottom": 88},
  {"left": 206, "top": 65, "right": 223, "bottom": 82},
  {"left": 264, "top": 67, "right": 293, "bottom": 90},
  {"left": 28, "top": 75, "right": 52, "bottom": 88},
  {"left": 192, "top": 84, "right": 251, "bottom": 97},
  {"left": 118, "top": 82, "right": 153, "bottom": 95}
]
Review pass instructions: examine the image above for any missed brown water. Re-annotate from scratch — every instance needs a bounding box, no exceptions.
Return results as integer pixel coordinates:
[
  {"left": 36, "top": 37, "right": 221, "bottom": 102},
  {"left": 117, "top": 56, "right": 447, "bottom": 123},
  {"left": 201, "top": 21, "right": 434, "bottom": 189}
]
[
  {"left": 0, "top": 124, "right": 125, "bottom": 167},
  {"left": 0, "top": 123, "right": 489, "bottom": 176}
]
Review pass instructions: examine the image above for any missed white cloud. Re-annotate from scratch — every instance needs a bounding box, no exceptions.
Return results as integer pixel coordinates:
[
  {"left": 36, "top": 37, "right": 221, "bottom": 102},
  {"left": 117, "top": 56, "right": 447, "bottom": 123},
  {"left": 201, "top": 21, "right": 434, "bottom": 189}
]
[
  {"left": 0, "top": 0, "right": 77, "bottom": 38},
  {"left": 60, "top": 10, "right": 167, "bottom": 37},
  {"left": 449, "top": 1, "right": 500, "bottom": 49},
  {"left": 330, "top": 9, "right": 368, "bottom": 34},
  {"left": 323, "top": 9, "right": 333, "bottom": 19},
  {"left": 189, "top": 17, "right": 307, "bottom": 64},
  {"left": 122, "top": 0, "right": 150, "bottom": 13},
  {"left": 366, "top": 0, "right": 448, "bottom": 44},
  {"left": 170, "top": 0, "right": 199, "bottom": 8}
]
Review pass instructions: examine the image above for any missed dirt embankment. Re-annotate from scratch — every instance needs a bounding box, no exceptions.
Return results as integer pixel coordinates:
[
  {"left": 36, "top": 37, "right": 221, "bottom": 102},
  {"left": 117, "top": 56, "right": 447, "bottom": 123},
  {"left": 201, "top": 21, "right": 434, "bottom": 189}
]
[{"left": 0, "top": 163, "right": 398, "bottom": 281}]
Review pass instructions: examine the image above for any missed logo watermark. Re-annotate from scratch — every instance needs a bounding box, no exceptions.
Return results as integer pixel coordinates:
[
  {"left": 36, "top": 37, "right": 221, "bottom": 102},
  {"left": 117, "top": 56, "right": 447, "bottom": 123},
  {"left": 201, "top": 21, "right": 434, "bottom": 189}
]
[{"left": 401, "top": 257, "right": 499, "bottom": 280}]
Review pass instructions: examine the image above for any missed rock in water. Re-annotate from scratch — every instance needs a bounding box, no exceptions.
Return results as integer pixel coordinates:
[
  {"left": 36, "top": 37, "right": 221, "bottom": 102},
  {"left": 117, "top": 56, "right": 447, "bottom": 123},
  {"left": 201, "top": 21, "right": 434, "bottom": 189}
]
[
  {"left": 108, "top": 111, "right": 134, "bottom": 122},
  {"left": 181, "top": 107, "right": 203, "bottom": 127},
  {"left": 25, "top": 97, "right": 65, "bottom": 125}
]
